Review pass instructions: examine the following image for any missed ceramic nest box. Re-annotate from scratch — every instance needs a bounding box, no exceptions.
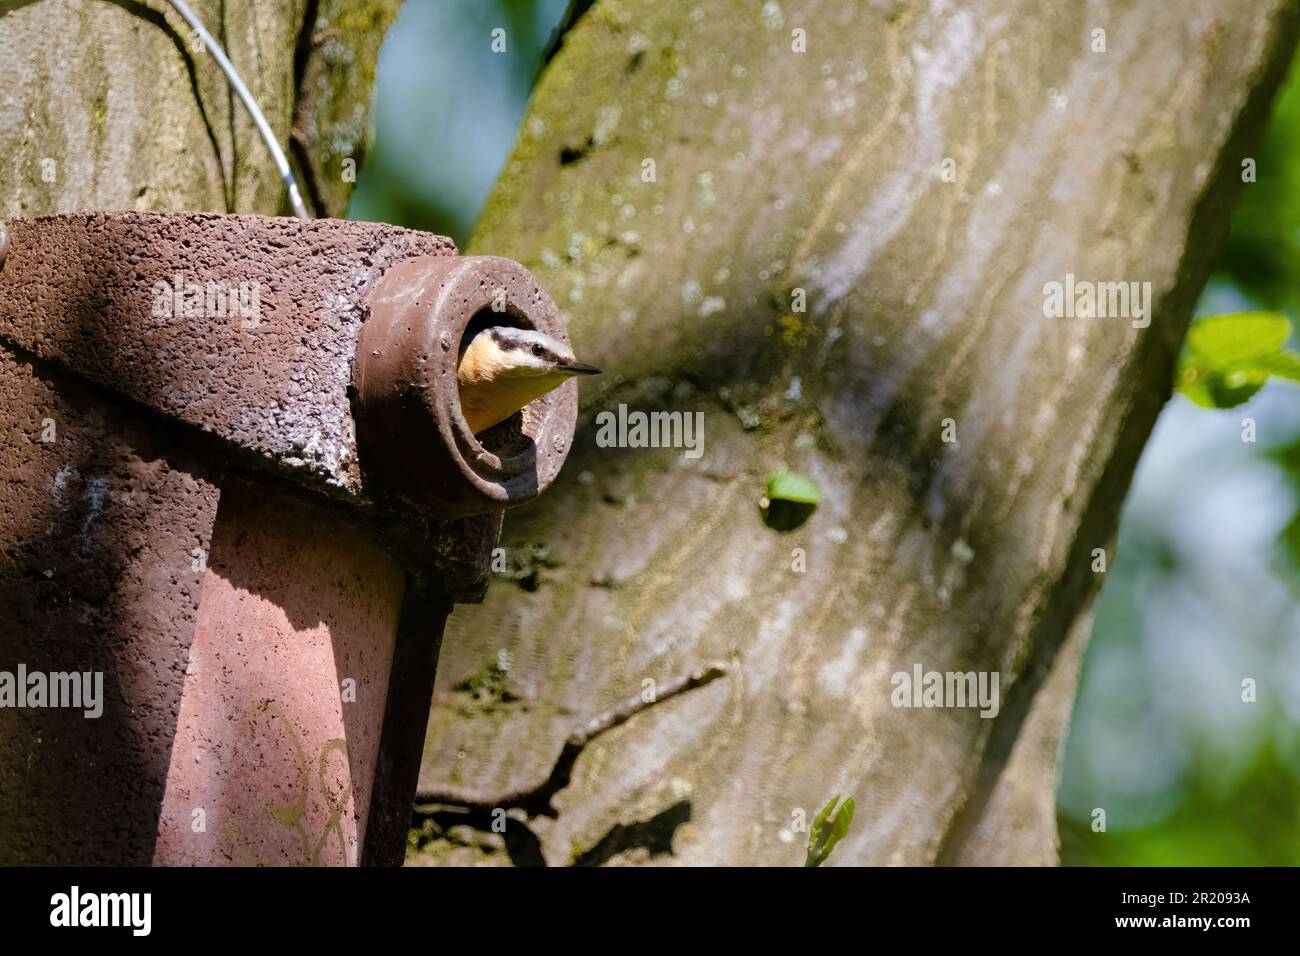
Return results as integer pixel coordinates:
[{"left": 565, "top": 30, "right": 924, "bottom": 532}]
[{"left": 0, "top": 212, "right": 577, "bottom": 866}]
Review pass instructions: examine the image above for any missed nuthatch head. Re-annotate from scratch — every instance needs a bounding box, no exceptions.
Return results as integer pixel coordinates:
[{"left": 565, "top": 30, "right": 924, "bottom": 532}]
[{"left": 457, "top": 326, "right": 600, "bottom": 434}]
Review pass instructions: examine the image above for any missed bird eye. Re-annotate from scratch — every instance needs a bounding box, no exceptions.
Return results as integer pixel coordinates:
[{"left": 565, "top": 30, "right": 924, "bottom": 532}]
[{"left": 532, "top": 344, "right": 545, "bottom": 357}]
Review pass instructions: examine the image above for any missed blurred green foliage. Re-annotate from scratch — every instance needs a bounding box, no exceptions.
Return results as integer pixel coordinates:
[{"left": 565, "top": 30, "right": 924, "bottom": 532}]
[
  {"left": 1216, "top": 58, "right": 1300, "bottom": 314},
  {"left": 1269, "top": 436, "right": 1300, "bottom": 581},
  {"left": 1060, "top": 51, "right": 1300, "bottom": 867},
  {"left": 1062, "top": 748, "right": 1300, "bottom": 866},
  {"left": 349, "top": 0, "right": 571, "bottom": 243}
]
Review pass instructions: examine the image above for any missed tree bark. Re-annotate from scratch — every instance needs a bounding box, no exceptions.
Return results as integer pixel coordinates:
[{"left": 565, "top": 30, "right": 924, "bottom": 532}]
[
  {"left": 0, "top": 0, "right": 397, "bottom": 217},
  {"left": 415, "top": 0, "right": 1300, "bottom": 865}
]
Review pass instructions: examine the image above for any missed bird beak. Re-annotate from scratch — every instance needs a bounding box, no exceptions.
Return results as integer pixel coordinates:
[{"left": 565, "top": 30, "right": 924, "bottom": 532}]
[{"left": 560, "top": 360, "right": 602, "bottom": 376}]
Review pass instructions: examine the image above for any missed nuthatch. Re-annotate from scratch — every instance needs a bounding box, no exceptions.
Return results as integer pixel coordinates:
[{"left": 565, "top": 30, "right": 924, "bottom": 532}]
[{"left": 457, "top": 326, "right": 600, "bottom": 434}]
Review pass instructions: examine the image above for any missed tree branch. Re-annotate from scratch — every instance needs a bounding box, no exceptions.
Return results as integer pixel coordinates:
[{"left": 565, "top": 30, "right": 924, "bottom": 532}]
[{"left": 415, "top": 662, "right": 728, "bottom": 819}]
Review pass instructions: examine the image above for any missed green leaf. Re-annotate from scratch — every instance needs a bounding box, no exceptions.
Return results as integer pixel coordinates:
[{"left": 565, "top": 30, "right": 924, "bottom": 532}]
[
  {"left": 1177, "top": 311, "right": 1298, "bottom": 408},
  {"left": 766, "top": 470, "right": 821, "bottom": 505},
  {"left": 1242, "top": 351, "right": 1300, "bottom": 381},
  {"left": 1185, "top": 311, "right": 1292, "bottom": 363},
  {"left": 831, "top": 797, "right": 855, "bottom": 840},
  {"left": 1186, "top": 368, "right": 1270, "bottom": 409},
  {"left": 810, "top": 795, "right": 836, "bottom": 832},
  {"left": 804, "top": 794, "right": 855, "bottom": 867}
]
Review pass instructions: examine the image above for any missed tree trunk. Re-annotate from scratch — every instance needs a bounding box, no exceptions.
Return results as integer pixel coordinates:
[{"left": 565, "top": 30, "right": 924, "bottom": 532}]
[
  {"left": 0, "top": 0, "right": 397, "bottom": 217},
  {"left": 415, "top": 0, "right": 1300, "bottom": 865}
]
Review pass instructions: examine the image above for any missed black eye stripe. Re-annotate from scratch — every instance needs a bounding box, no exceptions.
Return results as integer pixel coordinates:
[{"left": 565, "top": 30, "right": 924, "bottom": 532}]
[{"left": 489, "top": 330, "right": 567, "bottom": 364}]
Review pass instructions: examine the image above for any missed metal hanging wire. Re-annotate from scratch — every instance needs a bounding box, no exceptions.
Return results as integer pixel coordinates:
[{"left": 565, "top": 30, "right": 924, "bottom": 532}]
[{"left": 165, "top": 0, "right": 311, "bottom": 219}]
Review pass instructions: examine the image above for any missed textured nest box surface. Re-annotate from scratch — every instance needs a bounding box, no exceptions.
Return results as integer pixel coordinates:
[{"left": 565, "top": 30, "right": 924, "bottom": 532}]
[
  {"left": 0, "top": 211, "right": 454, "bottom": 496},
  {"left": 0, "top": 211, "right": 579, "bottom": 595},
  {"left": 0, "top": 211, "right": 581, "bottom": 864}
]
